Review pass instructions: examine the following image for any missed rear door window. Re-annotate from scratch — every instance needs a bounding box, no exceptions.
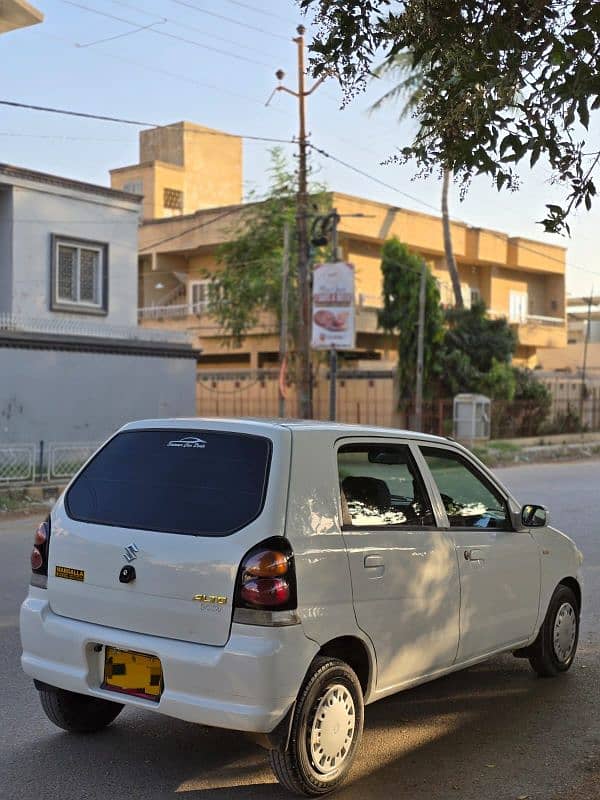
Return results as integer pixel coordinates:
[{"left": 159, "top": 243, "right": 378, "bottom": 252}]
[
  {"left": 338, "top": 443, "right": 434, "bottom": 527},
  {"left": 66, "top": 429, "right": 272, "bottom": 536}
]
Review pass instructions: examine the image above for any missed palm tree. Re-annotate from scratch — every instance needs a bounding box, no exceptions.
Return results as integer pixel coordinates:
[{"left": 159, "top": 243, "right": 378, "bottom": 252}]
[{"left": 369, "top": 52, "right": 464, "bottom": 309}]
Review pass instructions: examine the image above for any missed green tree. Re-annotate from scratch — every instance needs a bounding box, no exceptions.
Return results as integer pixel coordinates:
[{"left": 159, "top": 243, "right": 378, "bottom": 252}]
[
  {"left": 300, "top": 0, "right": 600, "bottom": 233},
  {"left": 209, "top": 149, "right": 328, "bottom": 345},
  {"left": 379, "top": 238, "right": 444, "bottom": 408},
  {"left": 439, "top": 300, "right": 517, "bottom": 398},
  {"left": 370, "top": 51, "right": 464, "bottom": 307}
]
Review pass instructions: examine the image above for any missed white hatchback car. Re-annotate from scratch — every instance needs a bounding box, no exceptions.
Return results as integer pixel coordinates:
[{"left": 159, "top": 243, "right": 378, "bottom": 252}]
[{"left": 21, "top": 419, "right": 583, "bottom": 796}]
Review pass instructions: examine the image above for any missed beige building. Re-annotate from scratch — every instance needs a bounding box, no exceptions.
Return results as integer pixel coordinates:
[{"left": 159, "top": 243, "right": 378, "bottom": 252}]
[
  {"left": 111, "top": 122, "right": 568, "bottom": 404},
  {"left": 0, "top": 0, "right": 43, "bottom": 34},
  {"left": 111, "top": 122, "right": 242, "bottom": 221}
]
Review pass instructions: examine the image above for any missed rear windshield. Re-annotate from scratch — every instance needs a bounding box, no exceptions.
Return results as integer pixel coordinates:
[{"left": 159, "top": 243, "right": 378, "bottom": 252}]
[{"left": 66, "top": 429, "right": 272, "bottom": 536}]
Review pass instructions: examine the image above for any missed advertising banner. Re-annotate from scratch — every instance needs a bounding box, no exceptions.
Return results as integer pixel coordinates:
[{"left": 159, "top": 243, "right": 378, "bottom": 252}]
[{"left": 311, "top": 261, "right": 356, "bottom": 350}]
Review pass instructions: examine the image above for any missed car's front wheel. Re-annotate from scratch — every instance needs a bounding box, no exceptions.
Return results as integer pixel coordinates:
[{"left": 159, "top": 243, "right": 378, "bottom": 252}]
[
  {"left": 38, "top": 685, "right": 123, "bottom": 732},
  {"left": 269, "top": 656, "right": 364, "bottom": 796},
  {"left": 528, "top": 584, "right": 580, "bottom": 677}
]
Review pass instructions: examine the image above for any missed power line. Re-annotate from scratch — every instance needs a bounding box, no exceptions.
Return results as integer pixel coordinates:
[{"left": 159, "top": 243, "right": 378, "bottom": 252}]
[
  {"left": 0, "top": 100, "right": 295, "bottom": 144},
  {"left": 108, "top": 0, "right": 276, "bottom": 58},
  {"left": 223, "top": 0, "right": 291, "bottom": 24},
  {"left": 308, "top": 141, "right": 600, "bottom": 279},
  {"left": 38, "top": 30, "right": 285, "bottom": 110},
  {"left": 61, "top": 0, "right": 273, "bottom": 67},
  {"left": 139, "top": 207, "right": 244, "bottom": 251},
  {"left": 168, "top": 0, "right": 290, "bottom": 41}
]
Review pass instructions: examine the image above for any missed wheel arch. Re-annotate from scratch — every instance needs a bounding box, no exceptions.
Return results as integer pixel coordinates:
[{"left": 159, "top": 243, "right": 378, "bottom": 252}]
[
  {"left": 558, "top": 576, "right": 582, "bottom": 612},
  {"left": 316, "top": 635, "right": 374, "bottom": 700}
]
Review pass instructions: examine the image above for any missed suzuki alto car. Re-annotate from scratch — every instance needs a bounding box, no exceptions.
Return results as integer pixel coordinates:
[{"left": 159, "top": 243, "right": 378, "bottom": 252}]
[{"left": 21, "top": 419, "right": 583, "bottom": 796}]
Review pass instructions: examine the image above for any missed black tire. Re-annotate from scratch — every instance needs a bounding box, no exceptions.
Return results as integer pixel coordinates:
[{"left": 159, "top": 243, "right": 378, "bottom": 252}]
[
  {"left": 269, "top": 656, "right": 364, "bottom": 797},
  {"left": 39, "top": 686, "right": 123, "bottom": 733},
  {"left": 528, "top": 584, "right": 579, "bottom": 678}
]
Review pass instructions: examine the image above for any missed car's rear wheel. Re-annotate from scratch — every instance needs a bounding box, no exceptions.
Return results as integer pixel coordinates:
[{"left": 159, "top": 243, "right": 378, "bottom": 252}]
[
  {"left": 39, "top": 685, "right": 123, "bottom": 732},
  {"left": 269, "top": 656, "right": 364, "bottom": 796},
  {"left": 528, "top": 584, "right": 579, "bottom": 677}
]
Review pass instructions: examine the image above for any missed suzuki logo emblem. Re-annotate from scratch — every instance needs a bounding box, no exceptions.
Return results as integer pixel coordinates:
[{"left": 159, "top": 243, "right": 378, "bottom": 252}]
[{"left": 123, "top": 543, "right": 139, "bottom": 563}]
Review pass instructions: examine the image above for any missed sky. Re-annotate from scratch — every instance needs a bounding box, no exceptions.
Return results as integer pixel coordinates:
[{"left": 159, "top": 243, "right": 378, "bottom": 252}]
[{"left": 2, "top": 0, "right": 599, "bottom": 298}]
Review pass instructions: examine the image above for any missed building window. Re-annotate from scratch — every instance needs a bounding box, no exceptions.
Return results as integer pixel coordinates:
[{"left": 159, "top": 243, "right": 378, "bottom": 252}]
[
  {"left": 51, "top": 235, "right": 108, "bottom": 314},
  {"left": 470, "top": 287, "right": 481, "bottom": 306},
  {"left": 163, "top": 187, "right": 183, "bottom": 211},
  {"left": 123, "top": 179, "right": 143, "bottom": 195},
  {"left": 189, "top": 279, "right": 221, "bottom": 313}
]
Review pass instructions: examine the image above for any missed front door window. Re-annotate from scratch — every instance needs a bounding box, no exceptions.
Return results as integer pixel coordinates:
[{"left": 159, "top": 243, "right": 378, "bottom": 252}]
[{"left": 420, "top": 446, "right": 510, "bottom": 529}]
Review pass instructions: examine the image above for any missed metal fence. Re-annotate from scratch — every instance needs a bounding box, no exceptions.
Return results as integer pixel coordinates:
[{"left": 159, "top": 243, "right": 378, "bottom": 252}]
[
  {"left": 0, "top": 441, "right": 99, "bottom": 485},
  {"left": 0, "top": 443, "right": 37, "bottom": 484}
]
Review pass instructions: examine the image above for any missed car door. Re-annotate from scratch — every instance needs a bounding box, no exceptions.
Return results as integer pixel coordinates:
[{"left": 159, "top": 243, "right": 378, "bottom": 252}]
[
  {"left": 338, "top": 439, "right": 460, "bottom": 694},
  {"left": 418, "top": 444, "right": 540, "bottom": 663}
]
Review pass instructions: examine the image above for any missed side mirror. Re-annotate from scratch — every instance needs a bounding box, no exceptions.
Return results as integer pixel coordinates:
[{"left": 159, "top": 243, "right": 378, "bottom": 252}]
[{"left": 521, "top": 504, "right": 548, "bottom": 528}]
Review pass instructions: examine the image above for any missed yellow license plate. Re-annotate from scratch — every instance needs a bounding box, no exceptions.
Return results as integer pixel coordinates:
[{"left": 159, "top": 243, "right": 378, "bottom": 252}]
[{"left": 102, "top": 647, "right": 163, "bottom": 702}]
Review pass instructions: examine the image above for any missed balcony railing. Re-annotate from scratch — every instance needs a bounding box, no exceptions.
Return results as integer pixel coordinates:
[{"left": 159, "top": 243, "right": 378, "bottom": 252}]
[
  {"left": 138, "top": 301, "right": 210, "bottom": 321},
  {"left": 488, "top": 310, "right": 565, "bottom": 326},
  {"left": 0, "top": 312, "right": 190, "bottom": 344}
]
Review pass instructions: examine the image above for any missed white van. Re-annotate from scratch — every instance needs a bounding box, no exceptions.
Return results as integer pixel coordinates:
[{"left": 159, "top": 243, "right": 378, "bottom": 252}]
[{"left": 21, "top": 419, "right": 583, "bottom": 796}]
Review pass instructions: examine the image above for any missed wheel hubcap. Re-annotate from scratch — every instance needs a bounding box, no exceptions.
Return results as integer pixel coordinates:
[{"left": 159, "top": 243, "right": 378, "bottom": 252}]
[
  {"left": 553, "top": 602, "right": 577, "bottom": 663},
  {"left": 309, "top": 684, "right": 355, "bottom": 776}
]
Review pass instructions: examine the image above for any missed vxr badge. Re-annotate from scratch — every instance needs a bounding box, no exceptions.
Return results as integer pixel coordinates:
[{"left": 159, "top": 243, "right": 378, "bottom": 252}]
[{"left": 123, "top": 543, "right": 139, "bottom": 563}]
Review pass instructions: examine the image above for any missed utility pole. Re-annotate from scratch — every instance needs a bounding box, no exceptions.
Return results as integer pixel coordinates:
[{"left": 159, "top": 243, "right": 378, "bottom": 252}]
[
  {"left": 278, "top": 222, "right": 290, "bottom": 418},
  {"left": 414, "top": 261, "right": 427, "bottom": 431},
  {"left": 328, "top": 209, "right": 340, "bottom": 421},
  {"left": 580, "top": 286, "right": 594, "bottom": 429},
  {"left": 269, "top": 27, "right": 327, "bottom": 419}
]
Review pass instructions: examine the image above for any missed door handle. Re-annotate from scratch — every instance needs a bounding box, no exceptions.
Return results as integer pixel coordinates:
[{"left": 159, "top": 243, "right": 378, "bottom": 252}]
[
  {"left": 464, "top": 548, "right": 485, "bottom": 563},
  {"left": 363, "top": 554, "right": 385, "bottom": 578},
  {"left": 364, "top": 554, "right": 384, "bottom": 568}
]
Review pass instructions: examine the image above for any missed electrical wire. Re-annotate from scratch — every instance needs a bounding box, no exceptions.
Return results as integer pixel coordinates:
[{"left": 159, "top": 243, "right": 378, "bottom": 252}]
[
  {"left": 0, "top": 100, "right": 295, "bottom": 144},
  {"left": 37, "top": 30, "right": 285, "bottom": 111},
  {"left": 168, "top": 0, "right": 290, "bottom": 41},
  {"left": 308, "top": 141, "right": 600, "bottom": 279},
  {"left": 223, "top": 0, "right": 292, "bottom": 24},
  {"left": 61, "top": 0, "right": 273, "bottom": 67},
  {"left": 139, "top": 207, "right": 245, "bottom": 250},
  {"left": 108, "top": 0, "right": 277, "bottom": 58}
]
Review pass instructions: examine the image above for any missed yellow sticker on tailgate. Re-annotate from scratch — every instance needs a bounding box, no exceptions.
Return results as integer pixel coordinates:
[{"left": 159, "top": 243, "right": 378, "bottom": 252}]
[{"left": 55, "top": 565, "right": 85, "bottom": 582}]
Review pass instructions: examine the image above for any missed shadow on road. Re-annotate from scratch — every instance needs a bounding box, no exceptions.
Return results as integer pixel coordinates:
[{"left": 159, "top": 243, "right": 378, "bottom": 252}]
[{"left": 6, "top": 650, "right": 598, "bottom": 800}]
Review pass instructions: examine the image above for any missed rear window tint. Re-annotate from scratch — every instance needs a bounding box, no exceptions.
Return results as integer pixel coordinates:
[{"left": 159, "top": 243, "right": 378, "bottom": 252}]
[{"left": 66, "top": 429, "right": 272, "bottom": 536}]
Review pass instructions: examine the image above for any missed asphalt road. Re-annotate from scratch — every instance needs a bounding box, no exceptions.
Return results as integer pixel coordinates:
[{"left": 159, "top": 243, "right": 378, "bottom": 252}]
[{"left": 1, "top": 460, "right": 598, "bottom": 800}]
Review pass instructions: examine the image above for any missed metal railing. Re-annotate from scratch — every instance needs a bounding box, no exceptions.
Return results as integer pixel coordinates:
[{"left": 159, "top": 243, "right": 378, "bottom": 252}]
[
  {"left": 0, "top": 444, "right": 36, "bottom": 484},
  {"left": 47, "top": 442, "right": 99, "bottom": 481},
  {"left": 138, "top": 301, "right": 210, "bottom": 321},
  {"left": 0, "top": 312, "right": 190, "bottom": 344},
  {"left": 0, "top": 441, "right": 100, "bottom": 485}
]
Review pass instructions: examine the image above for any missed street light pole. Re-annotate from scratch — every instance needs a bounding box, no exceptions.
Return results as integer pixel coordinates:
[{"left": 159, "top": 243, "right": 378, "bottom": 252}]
[{"left": 328, "top": 209, "right": 340, "bottom": 421}]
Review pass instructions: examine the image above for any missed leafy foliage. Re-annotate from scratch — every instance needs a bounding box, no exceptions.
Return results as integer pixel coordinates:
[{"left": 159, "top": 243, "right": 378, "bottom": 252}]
[
  {"left": 378, "top": 238, "right": 444, "bottom": 406},
  {"left": 210, "top": 149, "right": 328, "bottom": 345},
  {"left": 300, "top": 0, "right": 600, "bottom": 232}
]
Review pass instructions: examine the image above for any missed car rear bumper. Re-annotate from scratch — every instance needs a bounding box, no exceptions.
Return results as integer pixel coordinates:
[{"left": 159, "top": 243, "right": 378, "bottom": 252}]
[{"left": 20, "top": 589, "right": 318, "bottom": 733}]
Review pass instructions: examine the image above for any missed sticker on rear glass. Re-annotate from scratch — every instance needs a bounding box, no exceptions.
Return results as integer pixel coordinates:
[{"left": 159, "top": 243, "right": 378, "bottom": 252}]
[
  {"left": 166, "top": 436, "right": 206, "bottom": 449},
  {"left": 55, "top": 565, "right": 85, "bottom": 582}
]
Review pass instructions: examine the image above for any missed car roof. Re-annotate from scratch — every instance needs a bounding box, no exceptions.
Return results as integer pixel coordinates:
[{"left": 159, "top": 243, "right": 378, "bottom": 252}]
[{"left": 120, "top": 416, "right": 453, "bottom": 445}]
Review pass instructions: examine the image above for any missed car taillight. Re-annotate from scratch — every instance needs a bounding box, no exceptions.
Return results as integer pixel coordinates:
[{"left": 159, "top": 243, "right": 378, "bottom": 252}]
[
  {"left": 30, "top": 517, "right": 50, "bottom": 588},
  {"left": 234, "top": 538, "right": 297, "bottom": 620}
]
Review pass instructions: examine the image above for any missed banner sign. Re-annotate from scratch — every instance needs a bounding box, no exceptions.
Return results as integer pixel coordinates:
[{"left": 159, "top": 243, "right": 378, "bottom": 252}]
[{"left": 311, "top": 261, "right": 356, "bottom": 350}]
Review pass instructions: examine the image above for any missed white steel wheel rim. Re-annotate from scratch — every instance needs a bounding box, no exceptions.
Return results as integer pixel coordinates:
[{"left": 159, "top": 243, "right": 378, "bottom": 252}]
[
  {"left": 553, "top": 602, "right": 577, "bottom": 663},
  {"left": 309, "top": 684, "right": 356, "bottom": 777}
]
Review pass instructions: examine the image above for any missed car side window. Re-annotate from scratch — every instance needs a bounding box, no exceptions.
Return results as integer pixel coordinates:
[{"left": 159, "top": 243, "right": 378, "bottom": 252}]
[
  {"left": 420, "top": 446, "right": 510, "bottom": 529},
  {"left": 338, "top": 443, "right": 434, "bottom": 527}
]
